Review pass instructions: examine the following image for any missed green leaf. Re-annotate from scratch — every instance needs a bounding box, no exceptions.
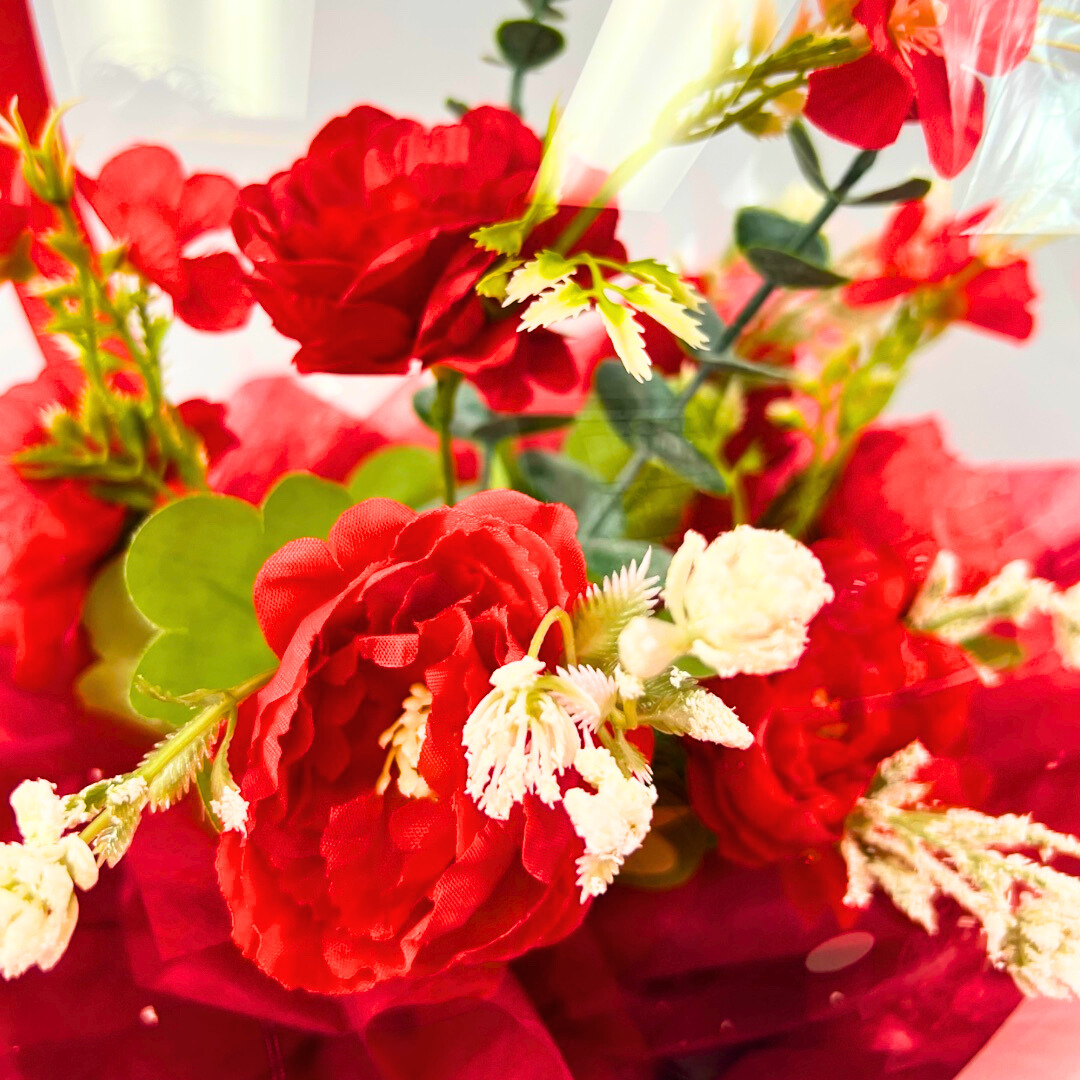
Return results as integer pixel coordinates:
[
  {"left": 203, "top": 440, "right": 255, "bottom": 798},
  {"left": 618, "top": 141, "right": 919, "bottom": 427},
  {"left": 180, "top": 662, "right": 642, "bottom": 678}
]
[
  {"left": 347, "top": 445, "right": 443, "bottom": 508},
  {"left": 517, "top": 450, "right": 626, "bottom": 537},
  {"left": 76, "top": 557, "right": 158, "bottom": 728},
  {"left": 262, "top": 473, "right": 352, "bottom": 557},
  {"left": 445, "top": 97, "right": 470, "bottom": 118},
  {"left": 125, "top": 476, "right": 351, "bottom": 723},
  {"left": 847, "top": 178, "right": 932, "bottom": 206},
  {"left": 623, "top": 258, "right": 702, "bottom": 311},
  {"left": 962, "top": 634, "right": 1025, "bottom": 671},
  {"left": 735, "top": 208, "right": 828, "bottom": 267},
  {"left": 787, "top": 122, "right": 830, "bottom": 196},
  {"left": 594, "top": 361, "right": 727, "bottom": 495},
  {"left": 520, "top": 0, "right": 565, "bottom": 17},
  {"left": 582, "top": 538, "right": 672, "bottom": 585},
  {"left": 744, "top": 247, "right": 849, "bottom": 289},
  {"left": 471, "top": 412, "right": 574, "bottom": 443},
  {"left": 496, "top": 19, "right": 565, "bottom": 70}
]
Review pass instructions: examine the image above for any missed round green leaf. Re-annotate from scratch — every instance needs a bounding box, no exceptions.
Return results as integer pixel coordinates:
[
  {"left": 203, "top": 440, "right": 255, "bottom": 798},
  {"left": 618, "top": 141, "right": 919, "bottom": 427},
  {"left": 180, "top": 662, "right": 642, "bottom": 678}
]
[
  {"left": 347, "top": 445, "right": 443, "bottom": 508},
  {"left": 496, "top": 19, "right": 565, "bottom": 70}
]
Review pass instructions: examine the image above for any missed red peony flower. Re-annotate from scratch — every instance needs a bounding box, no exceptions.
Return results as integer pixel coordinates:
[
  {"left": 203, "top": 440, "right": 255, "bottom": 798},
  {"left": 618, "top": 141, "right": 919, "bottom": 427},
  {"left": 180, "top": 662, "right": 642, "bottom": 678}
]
[
  {"left": 0, "top": 363, "right": 128, "bottom": 690},
  {"left": 806, "top": 0, "right": 1039, "bottom": 177},
  {"left": 686, "top": 538, "right": 974, "bottom": 865},
  {"left": 231, "top": 105, "right": 623, "bottom": 410},
  {"left": 80, "top": 146, "right": 254, "bottom": 332},
  {"left": 844, "top": 201, "right": 1036, "bottom": 340},
  {"left": 217, "top": 490, "right": 589, "bottom": 993}
]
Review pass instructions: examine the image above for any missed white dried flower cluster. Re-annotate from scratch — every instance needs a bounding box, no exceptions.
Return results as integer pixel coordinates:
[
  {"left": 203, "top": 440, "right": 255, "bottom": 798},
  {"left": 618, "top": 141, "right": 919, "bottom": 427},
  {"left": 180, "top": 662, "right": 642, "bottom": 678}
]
[
  {"left": 505, "top": 251, "right": 708, "bottom": 384},
  {"left": 463, "top": 657, "right": 583, "bottom": 818},
  {"left": 910, "top": 551, "right": 1080, "bottom": 673},
  {"left": 209, "top": 784, "right": 250, "bottom": 836},
  {"left": 1, "top": 780, "right": 98, "bottom": 980},
  {"left": 619, "top": 527, "right": 833, "bottom": 680},
  {"left": 563, "top": 747, "right": 657, "bottom": 901},
  {"left": 910, "top": 553, "right": 1053, "bottom": 643},
  {"left": 843, "top": 741, "right": 1080, "bottom": 999},
  {"left": 1048, "top": 582, "right": 1080, "bottom": 670}
]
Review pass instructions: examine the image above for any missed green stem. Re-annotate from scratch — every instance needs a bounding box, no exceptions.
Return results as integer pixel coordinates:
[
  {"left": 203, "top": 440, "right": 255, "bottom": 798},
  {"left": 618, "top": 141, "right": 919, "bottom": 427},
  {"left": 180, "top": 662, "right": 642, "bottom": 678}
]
[
  {"left": 528, "top": 606, "right": 577, "bottom": 665},
  {"left": 79, "top": 669, "right": 274, "bottom": 846},
  {"left": 509, "top": 65, "right": 526, "bottom": 116},
  {"left": 432, "top": 368, "right": 463, "bottom": 506}
]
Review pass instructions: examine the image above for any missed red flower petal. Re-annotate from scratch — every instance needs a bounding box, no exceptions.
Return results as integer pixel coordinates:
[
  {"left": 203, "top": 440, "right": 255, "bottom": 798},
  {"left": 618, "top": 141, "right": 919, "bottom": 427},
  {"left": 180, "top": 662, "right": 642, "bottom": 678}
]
[
  {"left": 173, "top": 252, "right": 254, "bottom": 331},
  {"left": 177, "top": 173, "right": 240, "bottom": 244},
  {"left": 910, "top": 52, "right": 985, "bottom": 179},
  {"left": 804, "top": 51, "right": 914, "bottom": 151},
  {"left": 960, "top": 259, "right": 1036, "bottom": 340}
]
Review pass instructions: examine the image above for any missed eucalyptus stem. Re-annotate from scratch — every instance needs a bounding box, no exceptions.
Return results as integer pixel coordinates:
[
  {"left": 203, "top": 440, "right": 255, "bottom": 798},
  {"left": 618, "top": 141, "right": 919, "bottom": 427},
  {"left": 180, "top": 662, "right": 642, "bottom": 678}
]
[
  {"left": 581, "top": 147, "right": 879, "bottom": 542},
  {"left": 509, "top": 66, "right": 527, "bottom": 116},
  {"left": 432, "top": 368, "right": 463, "bottom": 506}
]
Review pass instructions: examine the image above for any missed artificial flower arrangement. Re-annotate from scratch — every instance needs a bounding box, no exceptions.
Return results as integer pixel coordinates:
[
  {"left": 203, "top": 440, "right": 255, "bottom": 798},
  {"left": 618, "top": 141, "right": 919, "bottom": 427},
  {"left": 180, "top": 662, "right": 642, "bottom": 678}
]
[{"left": 2, "top": 0, "right": 1080, "bottom": 1077}]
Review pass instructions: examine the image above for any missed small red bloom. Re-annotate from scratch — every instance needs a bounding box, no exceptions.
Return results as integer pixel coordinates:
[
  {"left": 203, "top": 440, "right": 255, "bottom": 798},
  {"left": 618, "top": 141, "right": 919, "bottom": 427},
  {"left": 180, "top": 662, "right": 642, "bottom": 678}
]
[
  {"left": 232, "top": 105, "right": 623, "bottom": 410},
  {"left": 0, "top": 363, "right": 128, "bottom": 689},
  {"left": 80, "top": 146, "right": 254, "bottom": 331},
  {"left": 217, "top": 491, "right": 589, "bottom": 993},
  {"left": 806, "top": 0, "right": 1039, "bottom": 177},
  {"left": 686, "top": 538, "right": 974, "bottom": 865},
  {"left": 844, "top": 201, "right": 1036, "bottom": 340}
]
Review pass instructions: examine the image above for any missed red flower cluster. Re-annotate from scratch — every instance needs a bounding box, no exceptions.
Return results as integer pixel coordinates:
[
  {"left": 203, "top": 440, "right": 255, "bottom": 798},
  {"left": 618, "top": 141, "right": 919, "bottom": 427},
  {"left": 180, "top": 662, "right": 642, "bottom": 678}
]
[
  {"left": 687, "top": 537, "right": 974, "bottom": 864},
  {"left": 845, "top": 201, "right": 1036, "bottom": 339},
  {"left": 806, "top": 0, "right": 1039, "bottom": 176},
  {"left": 231, "top": 105, "right": 623, "bottom": 409},
  {"left": 81, "top": 146, "right": 254, "bottom": 331},
  {"left": 218, "top": 491, "right": 589, "bottom": 993}
]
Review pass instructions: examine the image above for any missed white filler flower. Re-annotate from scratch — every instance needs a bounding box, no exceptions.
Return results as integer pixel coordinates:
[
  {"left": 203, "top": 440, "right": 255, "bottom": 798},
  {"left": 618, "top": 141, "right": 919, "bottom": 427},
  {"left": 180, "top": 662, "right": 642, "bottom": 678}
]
[
  {"left": 2, "top": 780, "right": 98, "bottom": 980},
  {"left": 563, "top": 747, "right": 657, "bottom": 901}
]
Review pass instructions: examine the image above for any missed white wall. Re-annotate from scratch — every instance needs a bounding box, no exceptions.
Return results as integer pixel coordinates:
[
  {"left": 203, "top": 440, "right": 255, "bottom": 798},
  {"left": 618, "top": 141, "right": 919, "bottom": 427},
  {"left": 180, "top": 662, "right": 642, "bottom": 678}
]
[{"left": 2, "top": 0, "right": 1077, "bottom": 462}]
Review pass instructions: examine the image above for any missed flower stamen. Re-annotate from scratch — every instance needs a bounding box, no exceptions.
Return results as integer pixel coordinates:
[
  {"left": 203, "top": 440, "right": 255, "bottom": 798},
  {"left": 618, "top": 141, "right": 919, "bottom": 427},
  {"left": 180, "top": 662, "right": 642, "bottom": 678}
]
[{"left": 376, "top": 683, "right": 433, "bottom": 799}]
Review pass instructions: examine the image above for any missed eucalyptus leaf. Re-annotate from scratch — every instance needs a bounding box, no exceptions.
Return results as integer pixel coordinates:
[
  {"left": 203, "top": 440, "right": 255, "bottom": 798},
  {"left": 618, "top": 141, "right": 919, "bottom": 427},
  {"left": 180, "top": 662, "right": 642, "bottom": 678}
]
[
  {"left": 496, "top": 19, "right": 565, "bottom": 69},
  {"left": 735, "top": 208, "right": 828, "bottom": 267},
  {"left": 744, "top": 247, "right": 849, "bottom": 289},
  {"left": 414, "top": 380, "right": 494, "bottom": 438},
  {"left": 847, "top": 178, "right": 932, "bottom": 206},
  {"left": 517, "top": 450, "right": 626, "bottom": 537},
  {"left": 594, "top": 361, "right": 727, "bottom": 494},
  {"left": 787, "top": 122, "right": 830, "bottom": 195}
]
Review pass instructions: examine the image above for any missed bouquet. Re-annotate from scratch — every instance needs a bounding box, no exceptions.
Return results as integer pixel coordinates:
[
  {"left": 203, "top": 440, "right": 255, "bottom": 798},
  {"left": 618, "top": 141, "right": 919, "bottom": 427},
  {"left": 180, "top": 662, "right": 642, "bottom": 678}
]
[{"left": 3, "top": 0, "right": 1080, "bottom": 1077}]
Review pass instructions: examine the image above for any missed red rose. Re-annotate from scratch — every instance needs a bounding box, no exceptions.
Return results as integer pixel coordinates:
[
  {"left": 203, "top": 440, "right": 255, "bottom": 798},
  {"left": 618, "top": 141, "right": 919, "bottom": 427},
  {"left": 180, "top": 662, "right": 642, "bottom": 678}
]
[
  {"left": 686, "top": 538, "right": 974, "bottom": 865},
  {"left": 232, "top": 105, "right": 623, "bottom": 410},
  {"left": 217, "top": 491, "right": 589, "bottom": 993},
  {"left": 80, "top": 146, "right": 254, "bottom": 331},
  {"left": 0, "top": 363, "right": 128, "bottom": 689},
  {"left": 844, "top": 201, "right": 1036, "bottom": 340},
  {"left": 805, "top": 0, "right": 1038, "bottom": 177}
]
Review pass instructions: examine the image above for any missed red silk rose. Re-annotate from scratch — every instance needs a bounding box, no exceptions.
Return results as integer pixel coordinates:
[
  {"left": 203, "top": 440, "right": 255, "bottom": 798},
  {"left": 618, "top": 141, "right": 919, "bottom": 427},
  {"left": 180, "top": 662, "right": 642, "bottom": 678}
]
[
  {"left": 805, "top": 0, "right": 1039, "bottom": 177},
  {"left": 0, "top": 363, "right": 128, "bottom": 690},
  {"left": 80, "top": 146, "right": 254, "bottom": 332},
  {"left": 844, "top": 202, "right": 1036, "bottom": 340},
  {"left": 686, "top": 538, "right": 974, "bottom": 865},
  {"left": 231, "top": 105, "right": 623, "bottom": 409},
  {"left": 217, "top": 490, "right": 589, "bottom": 993}
]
